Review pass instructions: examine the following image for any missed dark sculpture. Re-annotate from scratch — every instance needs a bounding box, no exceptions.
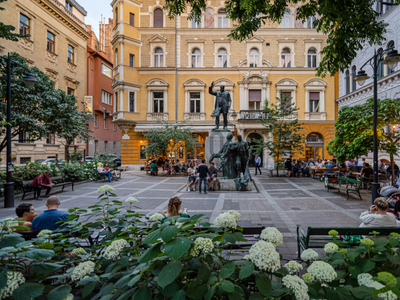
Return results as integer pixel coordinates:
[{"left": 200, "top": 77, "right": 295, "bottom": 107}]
[
  {"left": 209, "top": 81, "right": 231, "bottom": 131},
  {"left": 209, "top": 133, "right": 251, "bottom": 191}
]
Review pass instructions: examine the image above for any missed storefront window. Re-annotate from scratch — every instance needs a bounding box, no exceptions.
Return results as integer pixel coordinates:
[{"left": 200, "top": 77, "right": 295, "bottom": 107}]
[{"left": 305, "top": 132, "right": 324, "bottom": 161}]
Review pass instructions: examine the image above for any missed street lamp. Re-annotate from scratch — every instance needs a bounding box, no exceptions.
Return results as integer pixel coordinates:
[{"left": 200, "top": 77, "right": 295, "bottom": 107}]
[
  {"left": 354, "top": 46, "right": 400, "bottom": 204},
  {"left": 1, "top": 53, "right": 38, "bottom": 207}
]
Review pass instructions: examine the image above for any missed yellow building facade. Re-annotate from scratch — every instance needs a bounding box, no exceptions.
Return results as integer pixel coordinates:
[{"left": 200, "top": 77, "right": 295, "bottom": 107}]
[
  {"left": 111, "top": 0, "right": 336, "bottom": 169},
  {"left": 0, "top": 0, "right": 90, "bottom": 164}
]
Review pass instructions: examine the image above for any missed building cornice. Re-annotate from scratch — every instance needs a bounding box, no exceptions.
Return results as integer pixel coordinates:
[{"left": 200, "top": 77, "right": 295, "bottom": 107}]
[
  {"left": 112, "top": 80, "right": 142, "bottom": 89},
  {"left": 34, "top": 0, "right": 90, "bottom": 39},
  {"left": 111, "top": 34, "right": 141, "bottom": 46}
]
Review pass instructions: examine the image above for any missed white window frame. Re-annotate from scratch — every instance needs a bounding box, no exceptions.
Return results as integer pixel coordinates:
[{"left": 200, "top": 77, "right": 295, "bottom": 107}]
[
  {"left": 280, "top": 10, "right": 292, "bottom": 28},
  {"left": 217, "top": 9, "right": 228, "bottom": 28},
  {"left": 217, "top": 48, "right": 228, "bottom": 67},
  {"left": 307, "top": 48, "right": 317, "bottom": 68},
  {"left": 102, "top": 63, "right": 112, "bottom": 78},
  {"left": 129, "top": 91, "right": 135, "bottom": 112},
  {"left": 102, "top": 90, "right": 112, "bottom": 105},
  {"left": 191, "top": 48, "right": 201, "bottom": 67},
  {"left": 307, "top": 16, "right": 317, "bottom": 28},
  {"left": 281, "top": 48, "right": 292, "bottom": 67},
  {"left": 249, "top": 48, "right": 259, "bottom": 67},
  {"left": 154, "top": 47, "right": 164, "bottom": 67},
  {"left": 153, "top": 91, "right": 164, "bottom": 113},
  {"left": 189, "top": 91, "right": 201, "bottom": 113},
  {"left": 192, "top": 18, "right": 201, "bottom": 28}
]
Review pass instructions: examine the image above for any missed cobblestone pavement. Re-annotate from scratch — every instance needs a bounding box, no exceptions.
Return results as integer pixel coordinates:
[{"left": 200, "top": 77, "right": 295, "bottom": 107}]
[{"left": 0, "top": 171, "right": 371, "bottom": 258}]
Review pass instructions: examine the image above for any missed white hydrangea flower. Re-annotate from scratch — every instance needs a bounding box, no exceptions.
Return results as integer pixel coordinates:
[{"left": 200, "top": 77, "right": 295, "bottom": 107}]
[
  {"left": 358, "top": 273, "right": 398, "bottom": 300},
  {"left": 71, "top": 261, "right": 95, "bottom": 281},
  {"left": 71, "top": 247, "right": 87, "bottom": 255},
  {"left": 227, "top": 210, "right": 241, "bottom": 221},
  {"left": 243, "top": 255, "right": 250, "bottom": 261},
  {"left": 249, "top": 240, "right": 281, "bottom": 272},
  {"left": 307, "top": 261, "right": 337, "bottom": 282},
  {"left": 149, "top": 213, "right": 164, "bottom": 222},
  {"left": 97, "top": 185, "right": 115, "bottom": 193},
  {"left": 37, "top": 230, "right": 53, "bottom": 237},
  {"left": 214, "top": 212, "right": 237, "bottom": 229},
  {"left": 300, "top": 249, "right": 319, "bottom": 261},
  {"left": 125, "top": 197, "right": 139, "bottom": 204},
  {"left": 104, "top": 239, "right": 128, "bottom": 260},
  {"left": 260, "top": 227, "right": 283, "bottom": 246},
  {"left": 282, "top": 275, "right": 309, "bottom": 300},
  {"left": 0, "top": 220, "right": 14, "bottom": 234},
  {"left": 190, "top": 237, "right": 214, "bottom": 257},
  {"left": 61, "top": 294, "right": 74, "bottom": 300},
  {"left": 0, "top": 272, "right": 25, "bottom": 299},
  {"left": 284, "top": 260, "right": 303, "bottom": 274},
  {"left": 324, "top": 243, "right": 339, "bottom": 253}
]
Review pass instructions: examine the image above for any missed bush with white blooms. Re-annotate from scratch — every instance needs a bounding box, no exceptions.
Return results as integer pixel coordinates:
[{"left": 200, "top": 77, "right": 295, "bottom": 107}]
[{"left": 0, "top": 185, "right": 399, "bottom": 299}]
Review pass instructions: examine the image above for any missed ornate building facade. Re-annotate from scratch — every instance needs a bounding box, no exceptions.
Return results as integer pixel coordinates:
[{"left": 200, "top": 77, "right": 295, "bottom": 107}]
[
  {"left": 0, "top": 0, "right": 90, "bottom": 163},
  {"left": 111, "top": 0, "right": 337, "bottom": 169}
]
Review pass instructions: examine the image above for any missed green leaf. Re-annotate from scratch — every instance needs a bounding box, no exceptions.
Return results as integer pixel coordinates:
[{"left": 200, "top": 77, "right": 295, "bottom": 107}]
[
  {"left": 349, "top": 265, "right": 362, "bottom": 278},
  {"left": 142, "top": 229, "right": 161, "bottom": 244},
  {"left": 224, "top": 233, "right": 237, "bottom": 244},
  {"left": 221, "top": 280, "right": 235, "bottom": 293},
  {"left": 255, "top": 273, "right": 271, "bottom": 298},
  {"left": 374, "top": 237, "right": 388, "bottom": 247},
  {"left": 239, "top": 262, "right": 254, "bottom": 279},
  {"left": 128, "top": 274, "right": 141, "bottom": 287},
  {"left": 161, "top": 281, "right": 179, "bottom": 297},
  {"left": 249, "top": 295, "right": 265, "bottom": 300},
  {"left": 351, "top": 286, "right": 375, "bottom": 299},
  {"left": 82, "top": 281, "right": 96, "bottom": 298},
  {"left": 187, "top": 281, "right": 208, "bottom": 299},
  {"left": 114, "top": 274, "right": 132, "bottom": 289},
  {"left": 347, "top": 251, "right": 360, "bottom": 262},
  {"left": 0, "top": 272, "right": 7, "bottom": 291},
  {"left": 13, "top": 283, "right": 44, "bottom": 300},
  {"left": 171, "top": 290, "right": 186, "bottom": 300},
  {"left": 327, "top": 287, "right": 353, "bottom": 300},
  {"left": 31, "top": 262, "right": 63, "bottom": 274},
  {"left": 157, "top": 260, "right": 182, "bottom": 288},
  {"left": 204, "top": 286, "right": 216, "bottom": 300},
  {"left": 138, "top": 243, "right": 162, "bottom": 263},
  {"left": 228, "top": 291, "right": 244, "bottom": 300},
  {"left": 133, "top": 286, "right": 151, "bottom": 300},
  {"left": 389, "top": 238, "right": 399, "bottom": 248},
  {"left": 161, "top": 225, "right": 178, "bottom": 243},
  {"left": 234, "top": 232, "right": 244, "bottom": 241},
  {"left": 220, "top": 262, "right": 235, "bottom": 278},
  {"left": 48, "top": 285, "right": 72, "bottom": 300},
  {"left": 164, "top": 237, "right": 191, "bottom": 259},
  {"left": 198, "top": 263, "right": 211, "bottom": 283},
  {"left": 18, "top": 249, "right": 55, "bottom": 260},
  {"left": 361, "top": 260, "right": 376, "bottom": 273},
  {"left": 0, "top": 234, "right": 25, "bottom": 248}
]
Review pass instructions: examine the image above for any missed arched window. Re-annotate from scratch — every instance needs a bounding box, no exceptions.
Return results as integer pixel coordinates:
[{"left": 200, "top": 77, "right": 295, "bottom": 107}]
[
  {"left": 307, "top": 48, "right": 317, "bottom": 67},
  {"left": 281, "top": 48, "right": 291, "bottom": 67},
  {"left": 154, "top": 8, "right": 163, "bottom": 28},
  {"left": 115, "top": 48, "right": 118, "bottom": 66},
  {"left": 387, "top": 41, "right": 395, "bottom": 75},
  {"left": 249, "top": 48, "right": 259, "bottom": 67},
  {"left": 217, "top": 48, "right": 227, "bottom": 67},
  {"left": 307, "top": 16, "right": 317, "bottom": 28},
  {"left": 205, "top": 8, "right": 214, "bottom": 28},
  {"left": 377, "top": 48, "right": 384, "bottom": 79},
  {"left": 345, "top": 70, "right": 350, "bottom": 94},
  {"left": 306, "top": 132, "right": 324, "bottom": 161},
  {"left": 218, "top": 9, "right": 228, "bottom": 28},
  {"left": 352, "top": 65, "right": 357, "bottom": 91},
  {"left": 115, "top": 7, "right": 118, "bottom": 24},
  {"left": 154, "top": 48, "right": 164, "bottom": 67},
  {"left": 280, "top": 10, "right": 291, "bottom": 28},
  {"left": 191, "top": 48, "right": 201, "bottom": 67},
  {"left": 192, "top": 17, "right": 201, "bottom": 28}
]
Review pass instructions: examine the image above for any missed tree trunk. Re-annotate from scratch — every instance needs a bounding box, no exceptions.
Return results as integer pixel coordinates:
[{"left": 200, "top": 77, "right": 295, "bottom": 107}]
[
  {"left": 391, "top": 153, "right": 395, "bottom": 185},
  {"left": 65, "top": 141, "right": 71, "bottom": 163}
]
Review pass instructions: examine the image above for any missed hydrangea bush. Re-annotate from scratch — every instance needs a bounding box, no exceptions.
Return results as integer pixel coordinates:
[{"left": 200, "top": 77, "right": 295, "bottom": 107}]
[{"left": 1, "top": 186, "right": 400, "bottom": 299}]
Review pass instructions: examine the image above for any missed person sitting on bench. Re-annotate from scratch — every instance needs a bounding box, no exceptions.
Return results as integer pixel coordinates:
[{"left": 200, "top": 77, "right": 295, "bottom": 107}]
[
  {"left": 174, "top": 159, "right": 183, "bottom": 174},
  {"left": 30, "top": 171, "right": 55, "bottom": 200},
  {"left": 97, "top": 162, "right": 113, "bottom": 182},
  {"left": 14, "top": 203, "right": 38, "bottom": 229},
  {"left": 32, "top": 196, "right": 69, "bottom": 232},
  {"left": 150, "top": 160, "right": 158, "bottom": 175},
  {"left": 104, "top": 163, "right": 119, "bottom": 181},
  {"left": 360, "top": 197, "right": 397, "bottom": 228}
]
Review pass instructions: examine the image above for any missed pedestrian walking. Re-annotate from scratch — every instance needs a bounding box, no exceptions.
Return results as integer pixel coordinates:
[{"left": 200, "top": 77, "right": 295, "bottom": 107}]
[
  {"left": 197, "top": 159, "right": 209, "bottom": 194},
  {"left": 255, "top": 155, "right": 262, "bottom": 175}
]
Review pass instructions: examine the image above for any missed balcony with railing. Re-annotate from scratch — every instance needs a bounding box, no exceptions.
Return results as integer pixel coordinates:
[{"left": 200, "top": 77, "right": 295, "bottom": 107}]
[
  {"left": 184, "top": 112, "right": 206, "bottom": 121},
  {"left": 147, "top": 112, "right": 168, "bottom": 121},
  {"left": 238, "top": 110, "right": 268, "bottom": 120},
  {"left": 304, "top": 112, "right": 326, "bottom": 120}
]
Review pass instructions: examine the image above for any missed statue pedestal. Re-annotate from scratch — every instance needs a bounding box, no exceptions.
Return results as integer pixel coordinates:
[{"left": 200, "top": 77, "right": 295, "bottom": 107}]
[
  {"left": 219, "top": 178, "right": 254, "bottom": 191},
  {"left": 206, "top": 131, "right": 235, "bottom": 165}
]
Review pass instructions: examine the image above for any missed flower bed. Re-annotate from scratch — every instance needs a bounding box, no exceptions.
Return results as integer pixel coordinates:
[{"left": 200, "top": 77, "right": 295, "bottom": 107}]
[{"left": 0, "top": 186, "right": 400, "bottom": 299}]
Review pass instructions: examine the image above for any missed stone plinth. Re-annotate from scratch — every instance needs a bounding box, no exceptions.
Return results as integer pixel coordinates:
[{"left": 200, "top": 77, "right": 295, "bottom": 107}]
[{"left": 186, "top": 178, "right": 254, "bottom": 192}]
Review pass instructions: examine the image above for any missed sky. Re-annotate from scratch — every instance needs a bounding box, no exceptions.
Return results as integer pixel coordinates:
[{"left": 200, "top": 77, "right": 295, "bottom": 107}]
[{"left": 78, "top": 0, "right": 113, "bottom": 38}]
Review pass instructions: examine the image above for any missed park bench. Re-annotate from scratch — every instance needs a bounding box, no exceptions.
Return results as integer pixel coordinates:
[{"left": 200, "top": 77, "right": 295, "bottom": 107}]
[
  {"left": 95, "top": 169, "right": 122, "bottom": 182},
  {"left": 297, "top": 226, "right": 400, "bottom": 259},
  {"left": 326, "top": 176, "right": 363, "bottom": 200},
  {"left": 21, "top": 176, "right": 74, "bottom": 200},
  {"left": 312, "top": 168, "right": 339, "bottom": 180}
]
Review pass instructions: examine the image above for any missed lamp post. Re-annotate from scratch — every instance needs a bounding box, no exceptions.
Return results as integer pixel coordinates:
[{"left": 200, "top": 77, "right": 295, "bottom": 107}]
[
  {"left": 1, "top": 53, "right": 38, "bottom": 207},
  {"left": 354, "top": 47, "right": 400, "bottom": 204}
]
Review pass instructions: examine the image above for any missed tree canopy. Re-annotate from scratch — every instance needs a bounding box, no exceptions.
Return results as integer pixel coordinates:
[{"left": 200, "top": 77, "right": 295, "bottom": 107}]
[
  {"left": 164, "top": 0, "right": 394, "bottom": 76},
  {"left": 327, "top": 97, "right": 400, "bottom": 162}
]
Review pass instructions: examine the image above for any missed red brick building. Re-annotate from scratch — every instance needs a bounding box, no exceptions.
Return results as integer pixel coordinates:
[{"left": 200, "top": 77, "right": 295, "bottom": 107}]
[{"left": 87, "top": 45, "right": 121, "bottom": 156}]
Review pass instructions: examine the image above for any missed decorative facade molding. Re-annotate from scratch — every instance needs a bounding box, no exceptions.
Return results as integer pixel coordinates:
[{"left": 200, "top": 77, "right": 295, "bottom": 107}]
[
  {"left": 45, "top": 50, "right": 58, "bottom": 64},
  {"left": 147, "top": 34, "right": 168, "bottom": 43},
  {"left": 67, "top": 62, "right": 77, "bottom": 73},
  {"left": 183, "top": 78, "right": 206, "bottom": 86},
  {"left": 64, "top": 76, "right": 80, "bottom": 89},
  {"left": 18, "top": 38, "right": 34, "bottom": 52},
  {"left": 45, "top": 68, "right": 58, "bottom": 82},
  {"left": 275, "top": 78, "right": 298, "bottom": 86},
  {"left": 146, "top": 78, "right": 169, "bottom": 87}
]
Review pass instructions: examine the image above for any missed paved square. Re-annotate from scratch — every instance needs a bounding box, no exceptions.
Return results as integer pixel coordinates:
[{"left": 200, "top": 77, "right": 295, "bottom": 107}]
[{"left": 0, "top": 171, "right": 371, "bottom": 258}]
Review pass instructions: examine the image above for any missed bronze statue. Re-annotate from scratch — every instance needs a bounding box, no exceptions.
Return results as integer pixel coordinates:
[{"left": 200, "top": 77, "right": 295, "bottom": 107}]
[
  {"left": 209, "top": 133, "right": 237, "bottom": 179},
  {"left": 209, "top": 81, "right": 231, "bottom": 131}
]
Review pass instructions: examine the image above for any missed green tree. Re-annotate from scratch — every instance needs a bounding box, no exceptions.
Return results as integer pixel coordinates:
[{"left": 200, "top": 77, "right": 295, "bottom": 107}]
[
  {"left": 144, "top": 121, "right": 196, "bottom": 160},
  {"left": 0, "top": 52, "right": 57, "bottom": 152},
  {"left": 327, "top": 98, "right": 400, "bottom": 184},
  {"left": 43, "top": 90, "right": 92, "bottom": 162},
  {"left": 0, "top": 0, "right": 29, "bottom": 41},
  {"left": 164, "top": 0, "right": 393, "bottom": 76},
  {"left": 252, "top": 94, "right": 305, "bottom": 177}
]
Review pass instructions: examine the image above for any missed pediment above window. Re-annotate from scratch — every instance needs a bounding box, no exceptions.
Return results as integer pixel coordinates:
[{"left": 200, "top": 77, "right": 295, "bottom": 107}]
[
  {"left": 275, "top": 78, "right": 298, "bottom": 87},
  {"left": 146, "top": 78, "right": 169, "bottom": 87},
  {"left": 304, "top": 78, "right": 327, "bottom": 86},
  {"left": 148, "top": 34, "right": 168, "bottom": 43},
  {"left": 183, "top": 78, "right": 206, "bottom": 87},
  {"left": 245, "top": 35, "right": 265, "bottom": 43}
]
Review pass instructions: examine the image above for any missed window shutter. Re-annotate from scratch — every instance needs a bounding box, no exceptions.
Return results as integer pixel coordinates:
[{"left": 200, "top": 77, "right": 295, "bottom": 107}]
[
  {"left": 309, "top": 92, "right": 319, "bottom": 100},
  {"left": 249, "top": 90, "right": 261, "bottom": 102},
  {"left": 154, "top": 9, "right": 163, "bottom": 28}
]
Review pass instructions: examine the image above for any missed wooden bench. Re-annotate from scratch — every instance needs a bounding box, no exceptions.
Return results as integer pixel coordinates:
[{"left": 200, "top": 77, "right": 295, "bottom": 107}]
[
  {"left": 21, "top": 180, "right": 35, "bottom": 200},
  {"left": 297, "top": 226, "right": 400, "bottom": 258},
  {"left": 327, "top": 176, "right": 363, "bottom": 200},
  {"left": 312, "top": 168, "right": 339, "bottom": 180},
  {"left": 21, "top": 176, "right": 74, "bottom": 200}
]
